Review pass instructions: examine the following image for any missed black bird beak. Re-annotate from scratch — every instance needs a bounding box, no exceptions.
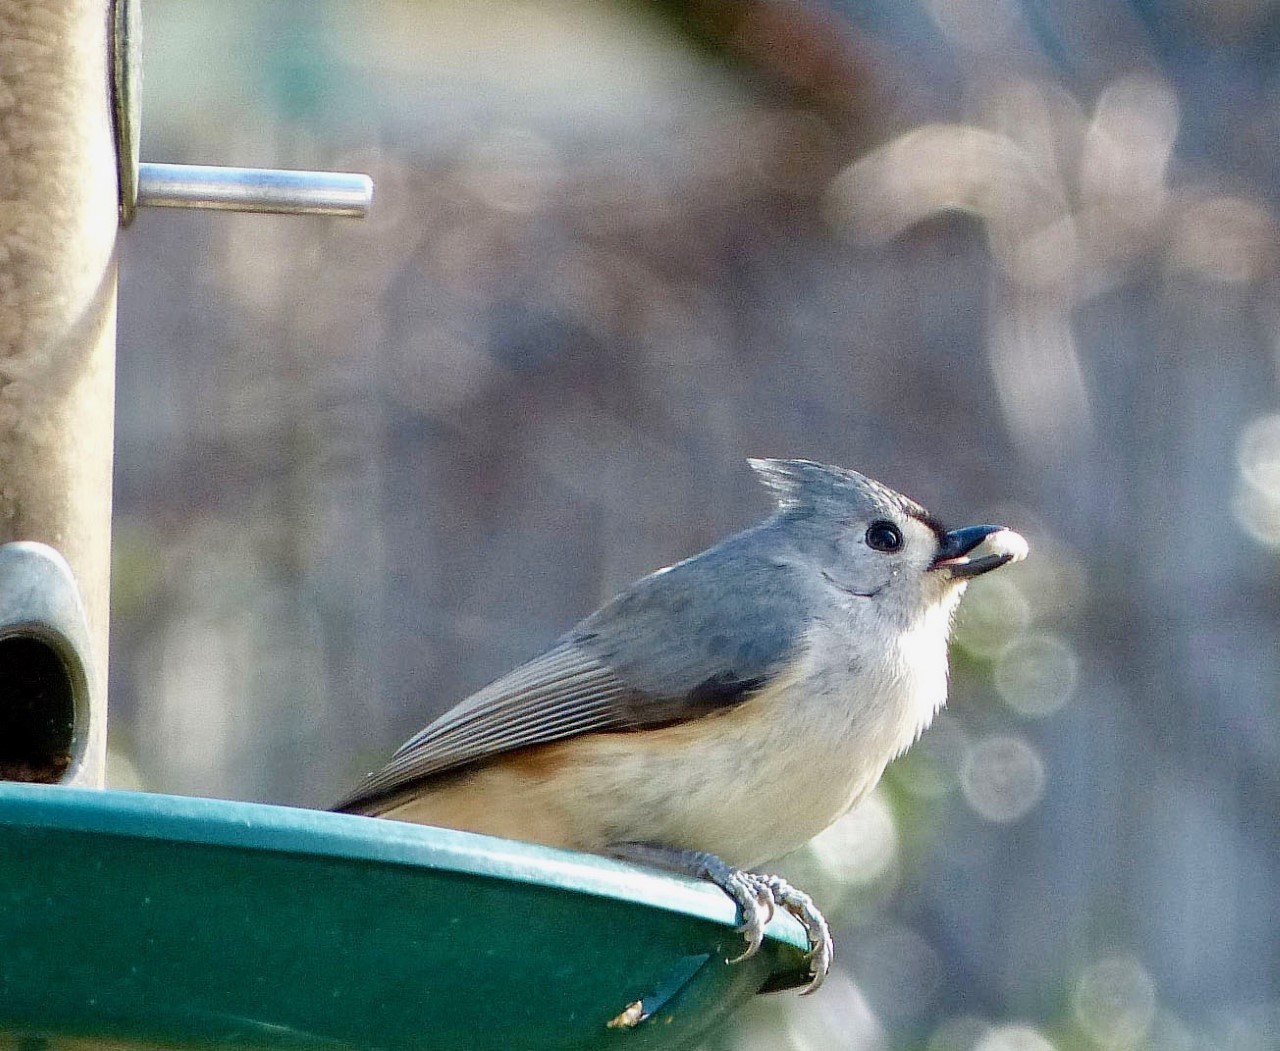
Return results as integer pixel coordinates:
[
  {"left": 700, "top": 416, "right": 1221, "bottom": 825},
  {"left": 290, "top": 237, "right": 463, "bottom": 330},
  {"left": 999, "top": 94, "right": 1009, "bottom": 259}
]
[{"left": 931, "top": 525, "right": 1029, "bottom": 579}]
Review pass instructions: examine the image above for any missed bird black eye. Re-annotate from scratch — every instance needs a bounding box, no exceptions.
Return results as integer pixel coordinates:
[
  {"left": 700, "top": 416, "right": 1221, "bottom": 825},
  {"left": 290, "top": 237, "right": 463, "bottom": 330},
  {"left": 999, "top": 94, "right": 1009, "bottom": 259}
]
[{"left": 865, "top": 521, "right": 903, "bottom": 552}]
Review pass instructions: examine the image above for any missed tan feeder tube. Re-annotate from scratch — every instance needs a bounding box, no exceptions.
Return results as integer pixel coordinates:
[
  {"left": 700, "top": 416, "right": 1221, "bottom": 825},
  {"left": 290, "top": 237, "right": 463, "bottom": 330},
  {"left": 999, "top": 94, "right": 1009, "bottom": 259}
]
[{"left": 0, "top": 0, "right": 118, "bottom": 787}]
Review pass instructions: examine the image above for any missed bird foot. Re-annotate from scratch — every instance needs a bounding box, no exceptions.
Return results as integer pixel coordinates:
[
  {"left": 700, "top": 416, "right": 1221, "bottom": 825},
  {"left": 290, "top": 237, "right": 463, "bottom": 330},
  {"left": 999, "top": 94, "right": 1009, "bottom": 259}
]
[{"left": 608, "top": 843, "right": 833, "bottom": 993}]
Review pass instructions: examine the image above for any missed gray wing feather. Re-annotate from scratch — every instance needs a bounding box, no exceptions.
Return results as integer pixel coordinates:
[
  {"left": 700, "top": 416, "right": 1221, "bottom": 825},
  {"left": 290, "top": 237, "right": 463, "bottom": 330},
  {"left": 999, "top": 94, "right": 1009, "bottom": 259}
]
[
  {"left": 335, "top": 642, "right": 630, "bottom": 808},
  {"left": 391, "top": 643, "right": 629, "bottom": 766},
  {"left": 336, "top": 526, "right": 805, "bottom": 812}
]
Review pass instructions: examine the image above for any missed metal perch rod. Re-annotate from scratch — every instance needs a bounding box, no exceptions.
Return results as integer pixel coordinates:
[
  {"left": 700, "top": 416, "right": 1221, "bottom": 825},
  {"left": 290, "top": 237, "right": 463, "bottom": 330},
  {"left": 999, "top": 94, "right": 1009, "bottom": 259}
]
[{"left": 137, "top": 163, "right": 373, "bottom": 217}]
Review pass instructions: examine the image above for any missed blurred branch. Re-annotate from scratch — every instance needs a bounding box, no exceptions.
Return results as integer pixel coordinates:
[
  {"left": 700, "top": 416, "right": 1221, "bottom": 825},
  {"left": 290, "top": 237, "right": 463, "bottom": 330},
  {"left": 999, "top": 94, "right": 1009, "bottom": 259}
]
[{"left": 628, "top": 0, "right": 875, "bottom": 134}]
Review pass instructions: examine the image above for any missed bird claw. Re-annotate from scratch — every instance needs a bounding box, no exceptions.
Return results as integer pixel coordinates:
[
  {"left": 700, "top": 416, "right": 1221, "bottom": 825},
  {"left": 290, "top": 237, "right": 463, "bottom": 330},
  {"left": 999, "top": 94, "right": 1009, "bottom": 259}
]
[
  {"left": 719, "top": 869, "right": 773, "bottom": 962},
  {"left": 757, "top": 874, "right": 833, "bottom": 994},
  {"left": 608, "top": 843, "right": 833, "bottom": 992},
  {"left": 717, "top": 870, "right": 832, "bottom": 991}
]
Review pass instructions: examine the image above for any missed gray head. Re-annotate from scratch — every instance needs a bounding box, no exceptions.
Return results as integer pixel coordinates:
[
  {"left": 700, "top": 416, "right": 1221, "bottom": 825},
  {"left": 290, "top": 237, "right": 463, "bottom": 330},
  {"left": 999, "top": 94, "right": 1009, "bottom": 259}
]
[{"left": 749, "top": 458, "right": 1028, "bottom": 624}]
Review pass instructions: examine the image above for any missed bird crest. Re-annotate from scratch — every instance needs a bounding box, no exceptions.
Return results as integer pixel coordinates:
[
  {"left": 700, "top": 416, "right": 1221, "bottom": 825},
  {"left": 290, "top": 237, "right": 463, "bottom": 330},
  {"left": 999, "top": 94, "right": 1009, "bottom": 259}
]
[{"left": 748, "top": 458, "right": 930, "bottom": 521}]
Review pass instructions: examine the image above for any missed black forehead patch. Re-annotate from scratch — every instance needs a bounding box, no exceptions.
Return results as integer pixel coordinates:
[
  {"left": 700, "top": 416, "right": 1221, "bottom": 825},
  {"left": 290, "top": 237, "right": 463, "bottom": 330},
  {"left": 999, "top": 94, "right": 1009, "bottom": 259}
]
[{"left": 910, "top": 510, "right": 949, "bottom": 543}]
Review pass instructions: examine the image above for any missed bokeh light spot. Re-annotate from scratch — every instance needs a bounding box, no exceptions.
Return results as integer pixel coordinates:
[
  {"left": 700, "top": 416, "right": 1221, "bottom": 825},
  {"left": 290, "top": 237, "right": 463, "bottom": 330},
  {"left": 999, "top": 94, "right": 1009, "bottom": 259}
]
[
  {"left": 974, "top": 1024, "right": 1057, "bottom": 1051},
  {"left": 953, "top": 577, "right": 1032, "bottom": 659},
  {"left": 809, "top": 788, "right": 900, "bottom": 888},
  {"left": 1237, "top": 415, "right": 1280, "bottom": 498},
  {"left": 928, "top": 1015, "right": 993, "bottom": 1051},
  {"left": 1071, "top": 955, "right": 1158, "bottom": 1049},
  {"left": 994, "top": 634, "right": 1079, "bottom": 717},
  {"left": 1235, "top": 415, "right": 1280, "bottom": 546},
  {"left": 1232, "top": 483, "right": 1280, "bottom": 548},
  {"left": 960, "top": 734, "right": 1047, "bottom": 822},
  {"left": 783, "top": 969, "right": 886, "bottom": 1051}
]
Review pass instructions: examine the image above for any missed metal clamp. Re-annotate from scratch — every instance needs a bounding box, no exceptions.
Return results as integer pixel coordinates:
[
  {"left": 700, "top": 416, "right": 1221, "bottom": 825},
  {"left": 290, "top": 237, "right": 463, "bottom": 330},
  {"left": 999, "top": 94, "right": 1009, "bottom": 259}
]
[
  {"left": 110, "top": 0, "right": 373, "bottom": 224},
  {"left": 112, "top": 0, "right": 142, "bottom": 223}
]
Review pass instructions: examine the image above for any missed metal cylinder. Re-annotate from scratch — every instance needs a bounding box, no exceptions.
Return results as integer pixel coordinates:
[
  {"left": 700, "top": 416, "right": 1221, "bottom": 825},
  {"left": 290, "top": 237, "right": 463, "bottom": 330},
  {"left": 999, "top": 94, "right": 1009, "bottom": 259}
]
[
  {"left": 0, "top": 0, "right": 117, "bottom": 786},
  {"left": 137, "top": 163, "right": 374, "bottom": 217},
  {"left": 0, "top": 543, "right": 95, "bottom": 783}
]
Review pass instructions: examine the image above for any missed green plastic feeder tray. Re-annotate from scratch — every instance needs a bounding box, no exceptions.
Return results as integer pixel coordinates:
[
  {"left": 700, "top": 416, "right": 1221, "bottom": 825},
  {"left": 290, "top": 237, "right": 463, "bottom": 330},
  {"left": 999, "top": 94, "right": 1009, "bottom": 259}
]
[{"left": 0, "top": 782, "right": 811, "bottom": 1049}]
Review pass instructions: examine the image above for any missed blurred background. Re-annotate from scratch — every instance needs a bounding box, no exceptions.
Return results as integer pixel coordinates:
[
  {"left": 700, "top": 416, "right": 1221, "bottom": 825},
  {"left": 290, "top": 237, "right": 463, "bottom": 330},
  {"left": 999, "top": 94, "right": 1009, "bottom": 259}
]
[{"left": 112, "top": 0, "right": 1280, "bottom": 1047}]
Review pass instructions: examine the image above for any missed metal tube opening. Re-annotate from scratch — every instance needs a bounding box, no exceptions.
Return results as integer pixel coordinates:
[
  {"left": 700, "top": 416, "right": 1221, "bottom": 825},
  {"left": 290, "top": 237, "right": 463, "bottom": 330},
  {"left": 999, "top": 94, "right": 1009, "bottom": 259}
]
[{"left": 0, "top": 634, "right": 78, "bottom": 784}]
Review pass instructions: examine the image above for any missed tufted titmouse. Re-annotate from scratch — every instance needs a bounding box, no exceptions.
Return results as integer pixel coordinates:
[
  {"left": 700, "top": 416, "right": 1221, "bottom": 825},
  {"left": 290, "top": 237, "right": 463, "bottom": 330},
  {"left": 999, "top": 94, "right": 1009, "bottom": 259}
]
[{"left": 337, "top": 459, "right": 1028, "bottom": 990}]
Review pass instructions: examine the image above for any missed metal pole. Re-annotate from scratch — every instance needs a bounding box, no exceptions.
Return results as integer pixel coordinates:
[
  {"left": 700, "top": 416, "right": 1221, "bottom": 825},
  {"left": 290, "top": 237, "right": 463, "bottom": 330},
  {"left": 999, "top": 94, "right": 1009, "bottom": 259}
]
[
  {"left": 137, "top": 163, "right": 374, "bottom": 217},
  {"left": 0, "top": 0, "right": 117, "bottom": 786}
]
